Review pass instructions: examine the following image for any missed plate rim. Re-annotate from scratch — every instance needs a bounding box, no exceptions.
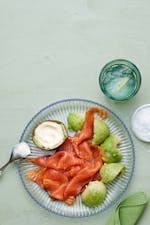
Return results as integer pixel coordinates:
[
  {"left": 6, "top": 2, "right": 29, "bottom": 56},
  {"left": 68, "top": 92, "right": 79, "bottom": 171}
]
[{"left": 18, "top": 98, "right": 135, "bottom": 218}]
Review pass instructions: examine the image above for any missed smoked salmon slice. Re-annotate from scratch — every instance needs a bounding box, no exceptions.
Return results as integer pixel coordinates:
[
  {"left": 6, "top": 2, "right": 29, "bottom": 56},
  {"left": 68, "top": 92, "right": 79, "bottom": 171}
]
[
  {"left": 27, "top": 107, "right": 107, "bottom": 205},
  {"left": 63, "top": 145, "right": 102, "bottom": 205},
  {"left": 70, "top": 107, "right": 107, "bottom": 156}
]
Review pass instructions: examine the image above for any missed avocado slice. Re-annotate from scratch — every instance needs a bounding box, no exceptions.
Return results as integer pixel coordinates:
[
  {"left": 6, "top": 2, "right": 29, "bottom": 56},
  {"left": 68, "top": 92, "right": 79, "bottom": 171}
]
[
  {"left": 100, "top": 163, "right": 125, "bottom": 184},
  {"left": 100, "top": 135, "right": 122, "bottom": 163},
  {"left": 81, "top": 181, "right": 107, "bottom": 207}
]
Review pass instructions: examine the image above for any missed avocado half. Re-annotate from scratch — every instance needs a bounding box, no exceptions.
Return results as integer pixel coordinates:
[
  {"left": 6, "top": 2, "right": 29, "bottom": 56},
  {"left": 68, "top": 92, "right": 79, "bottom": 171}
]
[{"left": 32, "top": 120, "right": 68, "bottom": 150}]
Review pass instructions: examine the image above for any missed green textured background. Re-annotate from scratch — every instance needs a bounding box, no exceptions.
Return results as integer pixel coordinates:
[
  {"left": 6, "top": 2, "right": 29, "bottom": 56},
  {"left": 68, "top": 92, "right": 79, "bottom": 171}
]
[{"left": 0, "top": 1, "right": 150, "bottom": 224}]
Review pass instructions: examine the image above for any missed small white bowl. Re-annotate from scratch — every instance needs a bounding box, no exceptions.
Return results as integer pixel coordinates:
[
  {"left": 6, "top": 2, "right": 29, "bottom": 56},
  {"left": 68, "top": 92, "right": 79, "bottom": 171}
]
[{"left": 131, "top": 104, "right": 150, "bottom": 142}]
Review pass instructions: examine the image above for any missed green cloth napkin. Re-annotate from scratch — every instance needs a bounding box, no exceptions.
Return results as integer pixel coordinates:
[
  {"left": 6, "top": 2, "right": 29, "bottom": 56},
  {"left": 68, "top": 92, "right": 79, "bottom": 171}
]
[{"left": 106, "top": 192, "right": 148, "bottom": 225}]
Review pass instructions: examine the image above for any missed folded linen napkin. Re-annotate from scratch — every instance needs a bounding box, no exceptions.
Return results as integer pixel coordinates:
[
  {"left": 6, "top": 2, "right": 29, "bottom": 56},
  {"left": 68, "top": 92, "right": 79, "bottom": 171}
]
[{"left": 106, "top": 192, "right": 148, "bottom": 225}]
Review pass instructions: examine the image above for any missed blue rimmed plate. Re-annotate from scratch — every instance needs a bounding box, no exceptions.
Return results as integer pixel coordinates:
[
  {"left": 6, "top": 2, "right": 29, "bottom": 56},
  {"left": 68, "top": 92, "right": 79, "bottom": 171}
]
[{"left": 18, "top": 99, "right": 135, "bottom": 218}]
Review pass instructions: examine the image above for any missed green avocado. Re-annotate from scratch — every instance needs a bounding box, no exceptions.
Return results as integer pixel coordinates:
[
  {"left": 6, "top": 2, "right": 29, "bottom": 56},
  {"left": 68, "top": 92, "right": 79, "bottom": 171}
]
[
  {"left": 81, "top": 181, "right": 107, "bottom": 207},
  {"left": 67, "top": 112, "right": 84, "bottom": 131},
  {"left": 100, "top": 135, "right": 122, "bottom": 163},
  {"left": 100, "top": 163, "right": 125, "bottom": 184},
  {"left": 89, "top": 118, "right": 110, "bottom": 145}
]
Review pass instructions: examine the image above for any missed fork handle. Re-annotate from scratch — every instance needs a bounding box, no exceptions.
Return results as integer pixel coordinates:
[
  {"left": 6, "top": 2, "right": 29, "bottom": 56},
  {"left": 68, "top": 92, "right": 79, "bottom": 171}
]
[{"left": 0, "top": 160, "right": 11, "bottom": 176}]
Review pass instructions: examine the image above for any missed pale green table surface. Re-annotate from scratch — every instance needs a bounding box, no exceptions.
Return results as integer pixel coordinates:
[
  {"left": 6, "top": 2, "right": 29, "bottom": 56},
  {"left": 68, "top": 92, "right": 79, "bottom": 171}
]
[{"left": 0, "top": 1, "right": 150, "bottom": 225}]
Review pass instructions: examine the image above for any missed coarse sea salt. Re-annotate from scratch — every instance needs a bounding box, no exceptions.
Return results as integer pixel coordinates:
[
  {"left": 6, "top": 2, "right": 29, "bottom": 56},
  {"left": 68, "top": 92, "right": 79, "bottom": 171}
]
[{"left": 131, "top": 104, "right": 150, "bottom": 142}]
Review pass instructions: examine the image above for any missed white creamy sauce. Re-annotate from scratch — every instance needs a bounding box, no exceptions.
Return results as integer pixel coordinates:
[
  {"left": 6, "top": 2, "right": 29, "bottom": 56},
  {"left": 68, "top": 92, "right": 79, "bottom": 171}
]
[
  {"left": 132, "top": 105, "right": 150, "bottom": 142},
  {"left": 34, "top": 121, "right": 65, "bottom": 149},
  {"left": 13, "top": 142, "right": 31, "bottom": 157}
]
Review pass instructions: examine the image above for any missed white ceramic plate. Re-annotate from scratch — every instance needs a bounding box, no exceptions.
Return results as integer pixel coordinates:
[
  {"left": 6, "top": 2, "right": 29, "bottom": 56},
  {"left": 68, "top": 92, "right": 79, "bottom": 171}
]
[{"left": 18, "top": 99, "right": 135, "bottom": 217}]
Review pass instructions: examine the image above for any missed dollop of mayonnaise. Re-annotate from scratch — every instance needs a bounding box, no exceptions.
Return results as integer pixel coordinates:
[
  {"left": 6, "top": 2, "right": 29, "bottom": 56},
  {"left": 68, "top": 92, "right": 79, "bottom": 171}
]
[
  {"left": 13, "top": 142, "right": 31, "bottom": 158},
  {"left": 34, "top": 121, "right": 66, "bottom": 149}
]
